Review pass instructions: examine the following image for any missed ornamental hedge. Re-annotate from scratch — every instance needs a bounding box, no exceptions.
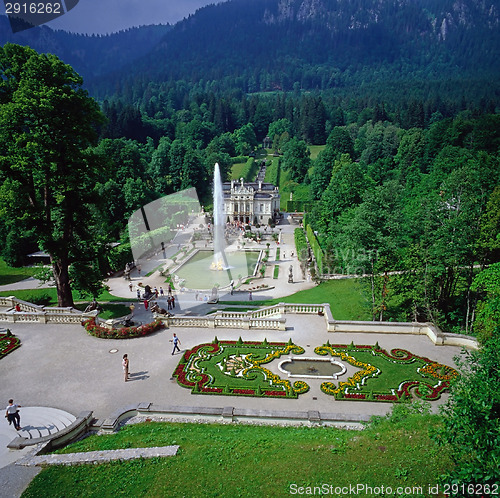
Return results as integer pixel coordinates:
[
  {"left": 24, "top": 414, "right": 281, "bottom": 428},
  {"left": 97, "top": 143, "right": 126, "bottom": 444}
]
[
  {"left": 294, "top": 228, "right": 308, "bottom": 262},
  {"left": 82, "top": 317, "right": 164, "bottom": 339},
  {"left": 306, "top": 224, "right": 324, "bottom": 275},
  {"left": 0, "top": 331, "right": 20, "bottom": 359},
  {"left": 173, "top": 338, "right": 309, "bottom": 398},
  {"left": 315, "top": 342, "right": 459, "bottom": 402}
]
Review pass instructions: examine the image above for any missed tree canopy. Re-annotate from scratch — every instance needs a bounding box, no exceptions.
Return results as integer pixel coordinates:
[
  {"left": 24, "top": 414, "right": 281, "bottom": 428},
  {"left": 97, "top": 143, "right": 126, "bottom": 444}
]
[{"left": 0, "top": 44, "right": 106, "bottom": 306}]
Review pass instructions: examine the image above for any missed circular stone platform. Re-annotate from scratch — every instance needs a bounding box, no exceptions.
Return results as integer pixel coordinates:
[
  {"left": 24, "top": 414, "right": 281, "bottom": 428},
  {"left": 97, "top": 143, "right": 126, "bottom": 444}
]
[{"left": 0, "top": 406, "right": 76, "bottom": 469}]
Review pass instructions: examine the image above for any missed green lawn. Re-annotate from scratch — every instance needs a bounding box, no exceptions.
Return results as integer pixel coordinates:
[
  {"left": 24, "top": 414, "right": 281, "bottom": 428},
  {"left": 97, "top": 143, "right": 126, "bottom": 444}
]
[
  {"left": 230, "top": 161, "right": 248, "bottom": 180},
  {"left": 23, "top": 407, "right": 451, "bottom": 498},
  {"left": 0, "top": 287, "right": 131, "bottom": 308},
  {"left": 222, "top": 279, "right": 371, "bottom": 321},
  {"left": 0, "top": 259, "right": 38, "bottom": 286},
  {"left": 309, "top": 144, "right": 326, "bottom": 160},
  {"left": 278, "top": 168, "right": 312, "bottom": 210},
  {"left": 97, "top": 303, "right": 133, "bottom": 319}
]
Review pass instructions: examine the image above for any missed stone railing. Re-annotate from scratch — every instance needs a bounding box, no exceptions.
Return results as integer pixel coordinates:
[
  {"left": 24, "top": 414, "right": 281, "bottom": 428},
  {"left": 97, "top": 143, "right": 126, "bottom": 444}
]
[
  {"left": 98, "top": 402, "right": 368, "bottom": 433},
  {"left": 164, "top": 316, "right": 212, "bottom": 328},
  {"left": 159, "top": 309, "right": 286, "bottom": 331},
  {"left": 0, "top": 296, "right": 97, "bottom": 324},
  {"left": 283, "top": 303, "right": 326, "bottom": 315},
  {"left": 326, "top": 318, "right": 478, "bottom": 349},
  {"left": 1, "top": 294, "right": 477, "bottom": 349}
]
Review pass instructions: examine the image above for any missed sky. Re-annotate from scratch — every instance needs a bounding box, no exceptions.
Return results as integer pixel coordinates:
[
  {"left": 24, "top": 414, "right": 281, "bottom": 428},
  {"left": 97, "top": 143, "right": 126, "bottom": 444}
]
[{"left": 1, "top": 0, "right": 225, "bottom": 35}]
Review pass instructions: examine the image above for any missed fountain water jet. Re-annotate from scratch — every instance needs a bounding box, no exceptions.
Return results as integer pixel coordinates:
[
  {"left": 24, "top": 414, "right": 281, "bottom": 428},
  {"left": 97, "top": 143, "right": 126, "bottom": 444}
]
[{"left": 212, "top": 163, "right": 229, "bottom": 270}]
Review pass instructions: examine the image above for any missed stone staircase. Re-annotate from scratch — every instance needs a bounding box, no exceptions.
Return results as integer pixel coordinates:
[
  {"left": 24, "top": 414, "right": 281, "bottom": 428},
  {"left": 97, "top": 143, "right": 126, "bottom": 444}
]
[
  {"left": 0, "top": 406, "right": 77, "bottom": 468},
  {"left": 15, "top": 407, "right": 76, "bottom": 440}
]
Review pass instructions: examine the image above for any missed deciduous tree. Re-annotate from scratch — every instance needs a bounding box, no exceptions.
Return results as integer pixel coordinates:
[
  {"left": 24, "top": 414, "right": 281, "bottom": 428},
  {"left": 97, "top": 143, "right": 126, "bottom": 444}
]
[{"left": 0, "top": 44, "right": 105, "bottom": 306}]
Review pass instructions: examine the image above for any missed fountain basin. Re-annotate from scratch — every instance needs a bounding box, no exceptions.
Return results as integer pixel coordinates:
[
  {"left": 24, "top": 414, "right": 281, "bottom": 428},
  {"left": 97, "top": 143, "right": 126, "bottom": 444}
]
[
  {"left": 278, "top": 357, "right": 347, "bottom": 379},
  {"left": 175, "top": 250, "right": 260, "bottom": 290}
]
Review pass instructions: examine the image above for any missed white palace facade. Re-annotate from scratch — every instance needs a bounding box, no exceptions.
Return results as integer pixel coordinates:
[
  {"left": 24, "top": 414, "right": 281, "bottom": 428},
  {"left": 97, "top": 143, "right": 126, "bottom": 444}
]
[{"left": 222, "top": 178, "right": 280, "bottom": 224}]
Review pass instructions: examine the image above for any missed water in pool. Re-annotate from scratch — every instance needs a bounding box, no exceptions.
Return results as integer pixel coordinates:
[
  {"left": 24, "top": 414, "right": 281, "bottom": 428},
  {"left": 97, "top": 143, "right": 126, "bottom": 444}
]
[{"left": 175, "top": 250, "right": 260, "bottom": 290}]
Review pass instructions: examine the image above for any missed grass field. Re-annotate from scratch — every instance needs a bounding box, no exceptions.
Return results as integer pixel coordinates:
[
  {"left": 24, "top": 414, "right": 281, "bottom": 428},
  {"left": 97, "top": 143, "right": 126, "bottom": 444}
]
[
  {"left": 309, "top": 144, "right": 326, "bottom": 160},
  {"left": 0, "top": 259, "right": 38, "bottom": 286},
  {"left": 23, "top": 404, "right": 450, "bottom": 498},
  {"left": 231, "top": 159, "right": 259, "bottom": 182},
  {"left": 221, "top": 278, "right": 371, "bottom": 321},
  {"left": 0, "top": 287, "right": 131, "bottom": 308},
  {"left": 230, "top": 161, "right": 248, "bottom": 180}
]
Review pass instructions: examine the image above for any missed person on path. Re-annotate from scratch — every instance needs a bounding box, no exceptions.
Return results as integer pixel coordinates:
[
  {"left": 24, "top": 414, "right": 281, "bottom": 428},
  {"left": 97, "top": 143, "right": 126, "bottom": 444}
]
[
  {"left": 171, "top": 333, "right": 181, "bottom": 355},
  {"left": 137, "top": 265, "right": 141, "bottom": 276},
  {"left": 5, "top": 399, "right": 21, "bottom": 431},
  {"left": 167, "top": 296, "right": 172, "bottom": 310},
  {"left": 249, "top": 291, "right": 253, "bottom": 301},
  {"left": 144, "top": 299, "right": 149, "bottom": 311},
  {"left": 171, "top": 295, "right": 175, "bottom": 308},
  {"left": 136, "top": 288, "right": 141, "bottom": 300},
  {"left": 122, "top": 354, "right": 129, "bottom": 382},
  {"left": 159, "top": 287, "right": 164, "bottom": 297}
]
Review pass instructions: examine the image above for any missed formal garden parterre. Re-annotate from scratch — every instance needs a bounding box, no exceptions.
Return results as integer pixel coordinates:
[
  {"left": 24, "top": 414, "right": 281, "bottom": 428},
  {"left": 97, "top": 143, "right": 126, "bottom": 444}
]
[
  {"left": 173, "top": 338, "right": 309, "bottom": 398},
  {"left": 0, "top": 330, "right": 20, "bottom": 359},
  {"left": 315, "top": 342, "right": 458, "bottom": 402},
  {"left": 173, "top": 338, "right": 459, "bottom": 402}
]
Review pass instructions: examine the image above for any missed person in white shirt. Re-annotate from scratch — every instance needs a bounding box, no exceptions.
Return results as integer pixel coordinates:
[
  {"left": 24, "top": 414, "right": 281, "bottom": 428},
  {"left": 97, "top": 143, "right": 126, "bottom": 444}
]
[{"left": 5, "top": 399, "right": 21, "bottom": 431}]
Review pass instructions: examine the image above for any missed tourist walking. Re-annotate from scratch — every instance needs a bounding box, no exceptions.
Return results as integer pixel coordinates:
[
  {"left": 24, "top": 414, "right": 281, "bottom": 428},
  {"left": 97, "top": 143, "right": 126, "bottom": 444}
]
[
  {"left": 122, "top": 354, "right": 129, "bottom": 382},
  {"left": 144, "top": 299, "right": 149, "bottom": 310},
  {"left": 159, "top": 287, "right": 164, "bottom": 297},
  {"left": 5, "top": 399, "right": 21, "bottom": 431},
  {"left": 171, "top": 333, "right": 181, "bottom": 355}
]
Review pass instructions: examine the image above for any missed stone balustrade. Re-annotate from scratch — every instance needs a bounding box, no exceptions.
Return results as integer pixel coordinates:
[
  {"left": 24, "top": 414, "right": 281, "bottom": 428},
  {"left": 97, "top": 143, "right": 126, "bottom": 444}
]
[
  {"left": 1, "top": 294, "right": 477, "bottom": 349},
  {"left": 0, "top": 296, "right": 97, "bottom": 324},
  {"left": 159, "top": 311, "right": 286, "bottom": 330}
]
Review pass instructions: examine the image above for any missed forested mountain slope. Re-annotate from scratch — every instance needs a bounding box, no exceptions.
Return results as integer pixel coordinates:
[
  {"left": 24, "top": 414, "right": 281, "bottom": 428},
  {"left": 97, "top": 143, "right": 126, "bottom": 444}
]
[
  {"left": 0, "top": 16, "right": 171, "bottom": 79},
  {"left": 2, "top": 0, "right": 498, "bottom": 102},
  {"left": 95, "top": 0, "right": 499, "bottom": 98}
]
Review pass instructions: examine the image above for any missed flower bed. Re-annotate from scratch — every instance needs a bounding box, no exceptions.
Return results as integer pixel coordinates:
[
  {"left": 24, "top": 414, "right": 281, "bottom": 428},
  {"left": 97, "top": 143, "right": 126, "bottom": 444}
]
[
  {"left": 82, "top": 317, "right": 164, "bottom": 339},
  {"left": 0, "top": 332, "right": 20, "bottom": 359},
  {"left": 316, "top": 342, "right": 458, "bottom": 402},
  {"left": 174, "top": 338, "right": 309, "bottom": 398}
]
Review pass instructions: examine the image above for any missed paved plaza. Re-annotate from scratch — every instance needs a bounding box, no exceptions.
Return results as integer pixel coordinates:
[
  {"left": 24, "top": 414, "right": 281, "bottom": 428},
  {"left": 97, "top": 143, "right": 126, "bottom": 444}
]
[{"left": 0, "top": 216, "right": 468, "bottom": 496}]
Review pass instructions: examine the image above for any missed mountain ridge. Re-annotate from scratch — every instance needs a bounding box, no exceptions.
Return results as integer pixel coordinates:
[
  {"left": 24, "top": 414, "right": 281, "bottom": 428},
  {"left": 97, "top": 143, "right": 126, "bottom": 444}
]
[{"left": 1, "top": 0, "right": 498, "bottom": 101}]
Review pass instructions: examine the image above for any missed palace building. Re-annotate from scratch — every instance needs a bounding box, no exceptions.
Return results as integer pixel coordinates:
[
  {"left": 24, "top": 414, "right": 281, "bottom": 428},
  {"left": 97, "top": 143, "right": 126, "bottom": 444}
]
[{"left": 222, "top": 178, "right": 280, "bottom": 224}]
